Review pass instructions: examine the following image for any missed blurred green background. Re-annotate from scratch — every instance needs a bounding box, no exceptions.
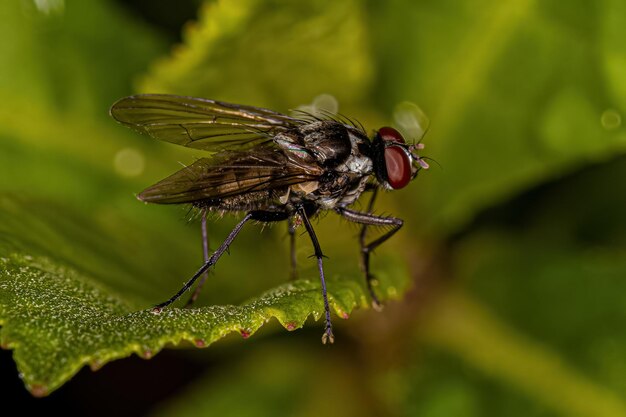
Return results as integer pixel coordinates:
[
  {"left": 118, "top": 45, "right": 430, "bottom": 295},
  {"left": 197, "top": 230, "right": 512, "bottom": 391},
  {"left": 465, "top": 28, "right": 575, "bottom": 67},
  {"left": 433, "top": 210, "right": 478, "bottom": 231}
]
[{"left": 1, "top": 0, "right": 626, "bottom": 416}]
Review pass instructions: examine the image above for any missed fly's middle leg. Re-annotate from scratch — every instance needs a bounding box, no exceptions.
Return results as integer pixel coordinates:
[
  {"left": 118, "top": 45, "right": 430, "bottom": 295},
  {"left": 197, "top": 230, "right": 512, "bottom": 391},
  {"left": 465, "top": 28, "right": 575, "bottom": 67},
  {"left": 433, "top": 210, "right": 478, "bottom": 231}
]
[{"left": 297, "top": 206, "right": 334, "bottom": 344}]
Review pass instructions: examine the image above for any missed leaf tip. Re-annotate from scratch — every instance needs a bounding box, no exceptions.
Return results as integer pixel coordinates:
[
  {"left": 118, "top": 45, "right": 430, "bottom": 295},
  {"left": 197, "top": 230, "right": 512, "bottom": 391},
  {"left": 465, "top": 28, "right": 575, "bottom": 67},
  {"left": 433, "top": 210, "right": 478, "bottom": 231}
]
[
  {"left": 284, "top": 321, "right": 298, "bottom": 331},
  {"left": 29, "top": 384, "right": 49, "bottom": 398},
  {"left": 89, "top": 359, "right": 104, "bottom": 371}
]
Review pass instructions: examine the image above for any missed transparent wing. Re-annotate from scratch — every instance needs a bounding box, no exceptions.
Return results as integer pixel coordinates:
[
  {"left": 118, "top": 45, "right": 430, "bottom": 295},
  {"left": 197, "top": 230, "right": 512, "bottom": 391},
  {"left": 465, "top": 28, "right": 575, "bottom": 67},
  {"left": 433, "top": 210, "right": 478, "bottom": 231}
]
[
  {"left": 138, "top": 148, "right": 323, "bottom": 204},
  {"left": 110, "top": 94, "right": 306, "bottom": 151}
]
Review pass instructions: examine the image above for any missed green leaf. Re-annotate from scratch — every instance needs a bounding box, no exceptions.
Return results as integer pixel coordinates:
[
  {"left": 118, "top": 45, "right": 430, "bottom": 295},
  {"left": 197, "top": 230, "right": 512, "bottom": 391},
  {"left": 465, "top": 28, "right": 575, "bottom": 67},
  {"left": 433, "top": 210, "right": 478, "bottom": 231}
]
[{"left": 0, "top": 237, "right": 408, "bottom": 396}]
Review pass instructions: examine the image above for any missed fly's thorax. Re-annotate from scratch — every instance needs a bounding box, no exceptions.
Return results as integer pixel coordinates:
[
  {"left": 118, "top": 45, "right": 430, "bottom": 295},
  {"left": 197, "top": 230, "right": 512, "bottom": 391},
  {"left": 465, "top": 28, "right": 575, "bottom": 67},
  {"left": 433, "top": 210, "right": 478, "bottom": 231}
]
[
  {"left": 334, "top": 130, "right": 373, "bottom": 175},
  {"left": 301, "top": 121, "right": 352, "bottom": 168},
  {"left": 276, "top": 121, "right": 374, "bottom": 211},
  {"left": 274, "top": 131, "right": 315, "bottom": 164},
  {"left": 274, "top": 121, "right": 353, "bottom": 168}
]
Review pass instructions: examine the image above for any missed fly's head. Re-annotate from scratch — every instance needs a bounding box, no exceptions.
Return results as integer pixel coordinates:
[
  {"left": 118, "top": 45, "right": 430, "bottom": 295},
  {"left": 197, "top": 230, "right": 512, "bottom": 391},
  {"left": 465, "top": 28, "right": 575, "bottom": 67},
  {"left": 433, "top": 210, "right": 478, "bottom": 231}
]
[{"left": 372, "top": 126, "right": 429, "bottom": 190}]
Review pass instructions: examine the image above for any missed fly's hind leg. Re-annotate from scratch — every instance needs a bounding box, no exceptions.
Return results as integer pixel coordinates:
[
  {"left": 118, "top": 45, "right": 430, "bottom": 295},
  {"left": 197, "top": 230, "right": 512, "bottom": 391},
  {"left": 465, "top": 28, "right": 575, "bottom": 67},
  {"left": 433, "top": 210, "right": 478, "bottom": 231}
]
[
  {"left": 288, "top": 216, "right": 298, "bottom": 280},
  {"left": 153, "top": 212, "right": 253, "bottom": 312},
  {"left": 186, "top": 209, "right": 211, "bottom": 307}
]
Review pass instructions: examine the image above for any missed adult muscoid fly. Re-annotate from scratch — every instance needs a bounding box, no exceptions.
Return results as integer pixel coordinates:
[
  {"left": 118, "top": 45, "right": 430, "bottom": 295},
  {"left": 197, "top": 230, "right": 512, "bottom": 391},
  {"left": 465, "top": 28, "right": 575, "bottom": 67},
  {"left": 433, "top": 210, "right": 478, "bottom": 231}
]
[{"left": 110, "top": 94, "right": 429, "bottom": 343}]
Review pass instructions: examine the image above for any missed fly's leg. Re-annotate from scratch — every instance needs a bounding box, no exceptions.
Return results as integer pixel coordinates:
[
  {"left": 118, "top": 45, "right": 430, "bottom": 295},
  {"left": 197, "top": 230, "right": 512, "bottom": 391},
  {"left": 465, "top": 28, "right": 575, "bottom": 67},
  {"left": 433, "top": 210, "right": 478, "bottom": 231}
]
[
  {"left": 337, "top": 205, "right": 403, "bottom": 310},
  {"left": 153, "top": 213, "right": 253, "bottom": 312},
  {"left": 357, "top": 188, "right": 384, "bottom": 309},
  {"left": 185, "top": 209, "right": 211, "bottom": 307},
  {"left": 297, "top": 206, "right": 334, "bottom": 344},
  {"left": 288, "top": 217, "right": 298, "bottom": 280}
]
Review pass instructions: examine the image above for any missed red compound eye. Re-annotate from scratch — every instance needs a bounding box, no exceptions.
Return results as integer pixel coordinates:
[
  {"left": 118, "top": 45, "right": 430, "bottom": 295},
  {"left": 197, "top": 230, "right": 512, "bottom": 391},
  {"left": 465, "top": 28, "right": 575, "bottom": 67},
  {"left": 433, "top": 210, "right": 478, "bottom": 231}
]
[
  {"left": 384, "top": 145, "right": 411, "bottom": 189},
  {"left": 378, "top": 126, "right": 405, "bottom": 144},
  {"left": 378, "top": 127, "right": 410, "bottom": 189}
]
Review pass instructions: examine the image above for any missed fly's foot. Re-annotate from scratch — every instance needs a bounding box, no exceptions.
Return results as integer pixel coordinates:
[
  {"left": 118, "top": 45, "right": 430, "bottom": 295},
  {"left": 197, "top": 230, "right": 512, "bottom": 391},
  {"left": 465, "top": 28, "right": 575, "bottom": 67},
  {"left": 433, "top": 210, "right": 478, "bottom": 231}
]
[
  {"left": 372, "top": 299, "right": 384, "bottom": 312},
  {"left": 152, "top": 300, "right": 171, "bottom": 314},
  {"left": 322, "top": 326, "right": 335, "bottom": 344},
  {"left": 366, "top": 274, "right": 383, "bottom": 311}
]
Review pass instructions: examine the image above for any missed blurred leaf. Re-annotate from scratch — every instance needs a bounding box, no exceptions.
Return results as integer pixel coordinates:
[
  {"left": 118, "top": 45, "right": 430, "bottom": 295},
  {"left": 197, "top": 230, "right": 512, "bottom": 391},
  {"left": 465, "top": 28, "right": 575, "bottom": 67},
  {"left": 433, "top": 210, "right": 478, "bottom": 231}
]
[
  {"left": 602, "top": 0, "right": 626, "bottom": 111},
  {"left": 416, "top": 292, "right": 626, "bottom": 417},
  {"left": 368, "top": 0, "right": 626, "bottom": 236},
  {"left": 384, "top": 159, "right": 626, "bottom": 417},
  {"left": 0, "top": 0, "right": 172, "bottom": 208},
  {"left": 0, "top": 0, "right": 166, "bottom": 118},
  {"left": 139, "top": 0, "right": 373, "bottom": 111},
  {"left": 154, "top": 343, "right": 373, "bottom": 417},
  {"left": 450, "top": 163, "right": 626, "bottom": 396}
]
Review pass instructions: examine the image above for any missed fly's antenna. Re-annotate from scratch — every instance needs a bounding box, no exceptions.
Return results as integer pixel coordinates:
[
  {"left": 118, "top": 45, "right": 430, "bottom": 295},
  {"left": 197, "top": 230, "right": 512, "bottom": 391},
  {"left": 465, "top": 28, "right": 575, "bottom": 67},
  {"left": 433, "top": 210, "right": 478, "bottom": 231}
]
[
  {"left": 420, "top": 156, "right": 441, "bottom": 169},
  {"left": 408, "top": 142, "right": 430, "bottom": 170}
]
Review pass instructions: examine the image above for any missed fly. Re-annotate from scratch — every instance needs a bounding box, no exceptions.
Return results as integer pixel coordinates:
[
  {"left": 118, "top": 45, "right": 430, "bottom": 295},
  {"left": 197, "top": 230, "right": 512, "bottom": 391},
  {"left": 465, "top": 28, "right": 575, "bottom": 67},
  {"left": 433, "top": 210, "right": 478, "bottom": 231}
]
[{"left": 110, "top": 94, "right": 429, "bottom": 343}]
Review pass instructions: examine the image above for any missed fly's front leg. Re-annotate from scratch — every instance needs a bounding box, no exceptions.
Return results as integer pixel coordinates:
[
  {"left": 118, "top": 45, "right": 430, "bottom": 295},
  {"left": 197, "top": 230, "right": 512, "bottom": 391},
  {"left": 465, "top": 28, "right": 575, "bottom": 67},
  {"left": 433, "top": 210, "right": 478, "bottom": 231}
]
[
  {"left": 186, "top": 209, "right": 211, "bottom": 307},
  {"left": 357, "top": 187, "right": 383, "bottom": 308},
  {"left": 337, "top": 204, "right": 403, "bottom": 310},
  {"left": 359, "top": 187, "right": 378, "bottom": 272},
  {"left": 359, "top": 188, "right": 378, "bottom": 264}
]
